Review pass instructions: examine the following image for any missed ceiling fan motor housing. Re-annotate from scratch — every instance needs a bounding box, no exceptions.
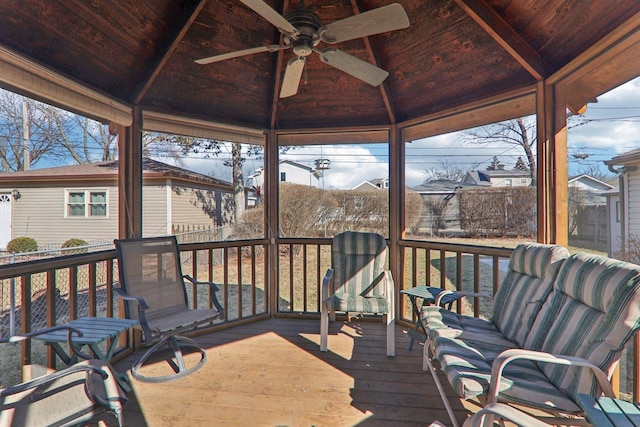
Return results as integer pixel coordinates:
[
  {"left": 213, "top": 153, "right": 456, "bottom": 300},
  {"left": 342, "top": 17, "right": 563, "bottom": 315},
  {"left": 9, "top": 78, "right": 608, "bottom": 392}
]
[{"left": 285, "top": 8, "right": 322, "bottom": 57}]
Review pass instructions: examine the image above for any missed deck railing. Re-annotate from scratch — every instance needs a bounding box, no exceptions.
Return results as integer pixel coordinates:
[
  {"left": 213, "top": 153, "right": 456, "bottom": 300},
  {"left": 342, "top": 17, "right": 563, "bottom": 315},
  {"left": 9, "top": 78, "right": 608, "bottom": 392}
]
[
  {"left": 0, "top": 239, "right": 268, "bottom": 387},
  {"left": 0, "top": 238, "right": 637, "bottom": 399}
]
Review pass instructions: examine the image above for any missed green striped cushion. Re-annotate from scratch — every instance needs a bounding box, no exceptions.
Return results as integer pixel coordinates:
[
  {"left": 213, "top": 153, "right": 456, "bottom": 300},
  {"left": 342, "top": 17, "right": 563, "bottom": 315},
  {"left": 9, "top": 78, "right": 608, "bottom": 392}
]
[
  {"left": 524, "top": 253, "right": 640, "bottom": 400},
  {"left": 491, "top": 243, "right": 570, "bottom": 346},
  {"left": 433, "top": 335, "right": 582, "bottom": 413},
  {"left": 328, "top": 231, "right": 389, "bottom": 314}
]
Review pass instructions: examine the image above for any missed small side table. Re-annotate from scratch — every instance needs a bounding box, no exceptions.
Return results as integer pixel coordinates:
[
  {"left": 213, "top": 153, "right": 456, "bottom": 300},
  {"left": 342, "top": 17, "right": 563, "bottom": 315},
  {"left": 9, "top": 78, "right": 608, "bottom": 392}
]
[
  {"left": 401, "top": 286, "right": 461, "bottom": 350},
  {"left": 32, "top": 317, "right": 138, "bottom": 392},
  {"left": 577, "top": 393, "right": 640, "bottom": 426}
]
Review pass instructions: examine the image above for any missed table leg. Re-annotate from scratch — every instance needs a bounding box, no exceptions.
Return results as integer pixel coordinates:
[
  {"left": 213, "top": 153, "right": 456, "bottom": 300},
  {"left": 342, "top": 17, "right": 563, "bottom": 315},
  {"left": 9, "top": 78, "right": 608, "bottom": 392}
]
[
  {"left": 407, "top": 295, "right": 423, "bottom": 351},
  {"left": 88, "top": 339, "right": 133, "bottom": 393}
]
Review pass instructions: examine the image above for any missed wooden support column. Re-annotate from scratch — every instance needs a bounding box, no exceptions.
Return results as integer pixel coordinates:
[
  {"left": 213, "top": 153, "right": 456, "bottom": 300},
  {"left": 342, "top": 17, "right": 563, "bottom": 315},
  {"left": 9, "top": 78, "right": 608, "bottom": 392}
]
[
  {"left": 389, "top": 125, "right": 403, "bottom": 301},
  {"left": 117, "top": 106, "right": 143, "bottom": 239},
  {"left": 265, "top": 130, "right": 279, "bottom": 317},
  {"left": 536, "top": 81, "right": 568, "bottom": 245}
]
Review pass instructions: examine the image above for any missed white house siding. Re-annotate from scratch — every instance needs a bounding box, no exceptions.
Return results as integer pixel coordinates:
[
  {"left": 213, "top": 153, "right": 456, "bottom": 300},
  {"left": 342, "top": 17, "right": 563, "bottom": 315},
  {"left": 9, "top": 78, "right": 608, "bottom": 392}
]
[
  {"left": 490, "top": 177, "right": 531, "bottom": 187},
  {"left": 170, "top": 182, "right": 232, "bottom": 231},
  {"left": 607, "top": 192, "right": 621, "bottom": 256},
  {"left": 278, "top": 162, "right": 319, "bottom": 187},
  {"left": 142, "top": 184, "right": 169, "bottom": 237},
  {"left": 626, "top": 167, "right": 640, "bottom": 244},
  {"left": 11, "top": 181, "right": 118, "bottom": 247}
]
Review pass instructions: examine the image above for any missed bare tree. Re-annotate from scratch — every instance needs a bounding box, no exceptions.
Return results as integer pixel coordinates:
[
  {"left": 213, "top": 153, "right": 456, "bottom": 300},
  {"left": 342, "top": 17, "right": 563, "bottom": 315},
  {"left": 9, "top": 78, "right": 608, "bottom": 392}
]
[
  {"left": 424, "top": 157, "right": 477, "bottom": 183},
  {"left": 461, "top": 117, "right": 537, "bottom": 181},
  {"left": 0, "top": 91, "right": 66, "bottom": 171}
]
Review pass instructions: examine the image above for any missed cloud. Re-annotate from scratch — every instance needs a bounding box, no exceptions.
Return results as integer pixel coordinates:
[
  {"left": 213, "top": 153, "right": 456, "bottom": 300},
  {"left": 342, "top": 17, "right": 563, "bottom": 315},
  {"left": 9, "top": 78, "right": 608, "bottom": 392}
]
[{"left": 160, "top": 77, "right": 640, "bottom": 188}]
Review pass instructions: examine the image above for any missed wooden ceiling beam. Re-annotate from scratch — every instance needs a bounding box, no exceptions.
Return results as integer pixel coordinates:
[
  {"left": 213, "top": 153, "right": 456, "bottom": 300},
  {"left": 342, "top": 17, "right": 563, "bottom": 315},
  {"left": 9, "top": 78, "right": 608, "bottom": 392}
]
[
  {"left": 454, "top": 0, "right": 546, "bottom": 81},
  {"left": 270, "top": 0, "right": 291, "bottom": 129},
  {"left": 132, "top": 0, "right": 206, "bottom": 104},
  {"left": 351, "top": 0, "right": 396, "bottom": 124}
]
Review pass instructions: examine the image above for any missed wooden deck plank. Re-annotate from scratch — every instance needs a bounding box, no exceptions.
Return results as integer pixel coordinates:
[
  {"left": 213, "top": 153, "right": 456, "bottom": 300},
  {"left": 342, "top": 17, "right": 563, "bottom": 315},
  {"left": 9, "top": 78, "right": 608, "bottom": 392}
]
[{"left": 114, "top": 318, "right": 470, "bottom": 426}]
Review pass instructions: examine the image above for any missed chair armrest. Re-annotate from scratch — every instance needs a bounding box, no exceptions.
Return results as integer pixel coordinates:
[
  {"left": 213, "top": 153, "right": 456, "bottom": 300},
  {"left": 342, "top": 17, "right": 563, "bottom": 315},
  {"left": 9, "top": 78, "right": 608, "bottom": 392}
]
[
  {"left": 0, "top": 363, "right": 108, "bottom": 395},
  {"left": 3, "top": 325, "right": 94, "bottom": 360},
  {"left": 384, "top": 271, "right": 395, "bottom": 318},
  {"left": 321, "top": 269, "right": 334, "bottom": 303},
  {"left": 0, "top": 362, "right": 124, "bottom": 421},
  {"left": 487, "top": 348, "right": 615, "bottom": 405},
  {"left": 183, "top": 275, "right": 225, "bottom": 315},
  {"left": 3, "top": 324, "right": 84, "bottom": 344},
  {"left": 114, "top": 287, "right": 152, "bottom": 344},
  {"left": 435, "top": 290, "right": 492, "bottom": 306}
]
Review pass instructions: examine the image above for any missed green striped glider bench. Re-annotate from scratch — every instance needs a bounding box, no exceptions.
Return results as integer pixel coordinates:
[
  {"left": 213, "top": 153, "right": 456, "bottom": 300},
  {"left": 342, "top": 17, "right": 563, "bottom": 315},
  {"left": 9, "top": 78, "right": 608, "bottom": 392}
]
[{"left": 422, "top": 242, "right": 640, "bottom": 426}]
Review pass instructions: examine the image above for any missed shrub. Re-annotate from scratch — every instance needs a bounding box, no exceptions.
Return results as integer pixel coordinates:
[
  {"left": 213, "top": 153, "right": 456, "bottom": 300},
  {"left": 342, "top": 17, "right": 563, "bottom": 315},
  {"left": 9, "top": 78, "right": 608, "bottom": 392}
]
[
  {"left": 61, "top": 238, "right": 87, "bottom": 248},
  {"left": 61, "top": 238, "right": 88, "bottom": 254},
  {"left": 6, "top": 237, "right": 38, "bottom": 253}
]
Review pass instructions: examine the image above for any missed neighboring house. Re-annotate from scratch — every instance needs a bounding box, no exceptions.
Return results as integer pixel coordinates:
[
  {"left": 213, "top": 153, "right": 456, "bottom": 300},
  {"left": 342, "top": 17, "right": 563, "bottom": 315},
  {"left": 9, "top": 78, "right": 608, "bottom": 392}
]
[
  {"left": 246, "top": 159, "right": 321, "bottom": 206},
  {"left": 411, "top": 180, "right": 472, "bottom": 235},
  {"left": 462, "top": 169, "right": 532, "bottom": 187},
  {"left": 603, "top": 187, "right": 621, "bottom": 257},
  {"left": 0, "top": 158, "right": 233, "bottom": 250},
  {"left": 352, "top": 177, "right": 389, "bottom": 191},
  {"left": 567, "top": 174, "right": 614, "bottom": 243},
  {"left": 604, "top": 149, "right": 640, "bottom": 257}
]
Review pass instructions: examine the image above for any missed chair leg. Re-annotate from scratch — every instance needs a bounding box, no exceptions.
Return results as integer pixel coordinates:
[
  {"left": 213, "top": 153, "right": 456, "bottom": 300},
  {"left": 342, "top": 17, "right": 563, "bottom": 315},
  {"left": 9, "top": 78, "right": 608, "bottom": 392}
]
[
  {"left": 386, "top": 313, "right": 395, "bottom": 357},
  {"left": 423, "top": 339, "right": 460, "bottom": 427},
  {"left": 320, "top": 302, "right": 329, "bottom": 352},
  {"left": 131, "top": 335, "right": 207, "bottom": 383}
]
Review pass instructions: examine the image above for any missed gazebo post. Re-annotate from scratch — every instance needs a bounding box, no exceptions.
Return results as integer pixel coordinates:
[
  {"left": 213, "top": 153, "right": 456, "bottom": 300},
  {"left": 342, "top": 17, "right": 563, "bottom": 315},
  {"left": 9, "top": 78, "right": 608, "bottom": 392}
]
[
  {"left": 265, "top": 129, "right": 279, "bottom": 317},
  {"left": 536, "top": 81, "right": 569, "bottom": 246},
  {"left": 117, "top": 105, "right": 143, "bottom": 240},
  {"left": 389, "top": 124, "right": 404, "bottom": 304}
]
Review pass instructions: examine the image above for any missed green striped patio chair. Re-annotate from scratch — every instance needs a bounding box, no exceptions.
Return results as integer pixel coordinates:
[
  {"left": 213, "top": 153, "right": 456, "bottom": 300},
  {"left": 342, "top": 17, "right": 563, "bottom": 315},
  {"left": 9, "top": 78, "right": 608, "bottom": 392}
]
[{"left": 320, "top": 231, "right": 395, "bottom": 356}]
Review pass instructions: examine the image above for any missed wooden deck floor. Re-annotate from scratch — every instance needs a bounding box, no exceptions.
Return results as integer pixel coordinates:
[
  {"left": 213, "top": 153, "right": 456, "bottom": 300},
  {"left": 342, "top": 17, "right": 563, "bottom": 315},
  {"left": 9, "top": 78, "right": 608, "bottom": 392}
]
[{"left": 114, "top": 318, "right": 475, "bottom": 427}]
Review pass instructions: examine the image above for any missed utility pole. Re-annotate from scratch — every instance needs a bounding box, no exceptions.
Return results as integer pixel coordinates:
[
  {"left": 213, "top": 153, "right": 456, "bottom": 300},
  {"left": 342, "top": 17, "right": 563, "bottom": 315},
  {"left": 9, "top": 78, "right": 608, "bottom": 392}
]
[{"left": 22, "top": 98, "right": 30, "bottom": 170}]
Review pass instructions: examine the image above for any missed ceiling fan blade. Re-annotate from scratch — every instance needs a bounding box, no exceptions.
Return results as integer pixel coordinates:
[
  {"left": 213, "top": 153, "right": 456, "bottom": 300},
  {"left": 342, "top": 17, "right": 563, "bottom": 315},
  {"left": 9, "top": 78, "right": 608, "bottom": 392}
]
[
  {"left": 195, "top": 45, "right": 287, "bottom": 65},
  {"left": 319, "top": 3, "right": 409, "bottom": 44},
  {"left": 319, "top": 48, "right": 389, "bottom": 87},
  {"left": 238, "top": 0, "right": 299, "bottom": 37},
  {"left": 280, "top": 57, "right": 306, "bottom": 98}
]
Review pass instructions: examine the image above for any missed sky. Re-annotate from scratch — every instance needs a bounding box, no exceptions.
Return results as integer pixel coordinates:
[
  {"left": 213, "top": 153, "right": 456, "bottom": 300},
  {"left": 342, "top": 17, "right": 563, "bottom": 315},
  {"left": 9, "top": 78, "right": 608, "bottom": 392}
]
[
  {"left": 7, "top": 75, "right": 640, "bottom": 190},
  {"left": 165, "top": 77, "right": 640, "bottom": 190}
]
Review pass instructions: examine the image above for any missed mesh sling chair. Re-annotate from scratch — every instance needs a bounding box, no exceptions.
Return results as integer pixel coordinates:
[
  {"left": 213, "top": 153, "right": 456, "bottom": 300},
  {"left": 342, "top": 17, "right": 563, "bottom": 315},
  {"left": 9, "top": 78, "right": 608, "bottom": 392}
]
[
  {"left": 0, "top": 326, "right": 127, "bottom": 427},
  {"left": 320, "top": 231, "right": 395, "bottom": 356},
  {"left": 114, "top": 236, "right": 224, "bottom": 382}
]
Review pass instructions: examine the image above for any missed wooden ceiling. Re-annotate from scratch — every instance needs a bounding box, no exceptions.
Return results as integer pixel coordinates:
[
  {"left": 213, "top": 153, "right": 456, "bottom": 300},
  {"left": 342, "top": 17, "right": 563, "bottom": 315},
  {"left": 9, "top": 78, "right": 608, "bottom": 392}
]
[{"left": 1, "top": 0, "right": 640, "bottom": 138}]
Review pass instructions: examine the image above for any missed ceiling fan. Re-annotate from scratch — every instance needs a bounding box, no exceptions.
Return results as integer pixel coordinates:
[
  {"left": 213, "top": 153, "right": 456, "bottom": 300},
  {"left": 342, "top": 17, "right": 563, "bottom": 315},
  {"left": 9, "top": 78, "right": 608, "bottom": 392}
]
[{"left": 195, "top": 0, "right": 410, "bottom": 98}]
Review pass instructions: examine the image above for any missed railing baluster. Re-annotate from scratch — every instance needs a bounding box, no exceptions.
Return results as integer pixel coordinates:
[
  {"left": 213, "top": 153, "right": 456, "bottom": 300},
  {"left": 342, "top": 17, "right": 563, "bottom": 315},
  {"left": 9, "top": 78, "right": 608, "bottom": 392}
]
[
  {"left": 439, "top": 250, "right": 446, "bottom": 288},
  {"left": 223, "top": 247, "right": 229, "bottom": 321},
  {"left": 88, "top": 262, "right": 97, "bottom": 317},
  {"left": 237, "top": 246, "right": 243, "bottom": 319},
  {"left": 316, "top": 244, "right": 321, "bottom": 313},
  {"left": 20, "top": 275, "right": 32, "bottom": 367},
  {"left": 492, "top": 255, "right": 500, "bottom": 295},
  {"left": 69, "top": 266, "right": 78, "bottom": 321},
  {"left": 303, "top": 244, "right": 308, "bottom": 313},
  {"left": 289, "top": 244, "right": 294, "bottom": 312},
  {"left": 251, "top": 245, "right": 256, "bottom": 316},
  {"left": 473, "top": 254, "right": 480, "bottom": 318}
]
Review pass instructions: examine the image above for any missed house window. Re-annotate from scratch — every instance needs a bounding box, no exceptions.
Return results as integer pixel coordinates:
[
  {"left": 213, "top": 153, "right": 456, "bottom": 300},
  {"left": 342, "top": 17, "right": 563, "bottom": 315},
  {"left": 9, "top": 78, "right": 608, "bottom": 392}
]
[
  {"left": 520, "top": 178, "right": 527, "bottom": 184},
  {"left": 505, "top": 179, "right": 512, "bottom": 187},
  {"left": 616, "top": 201, "right": 621, "bottom": 222},
  {"left": 66, "top": 190, "right": 108, "bottom": 218},
  {"left": 383, "top": 181, "right": 389, "bottom": 188},
  {"left": 280, "top": 172, "right": 286, "bottom": 182}
]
